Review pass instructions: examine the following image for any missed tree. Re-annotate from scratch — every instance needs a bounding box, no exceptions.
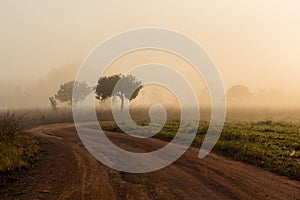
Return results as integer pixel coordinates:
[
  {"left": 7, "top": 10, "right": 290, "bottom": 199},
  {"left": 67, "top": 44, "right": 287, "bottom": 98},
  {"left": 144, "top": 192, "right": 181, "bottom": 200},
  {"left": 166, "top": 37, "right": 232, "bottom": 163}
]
[
  {"left": 95, "top": 74, "right": 143, "bottom": 110},
  {"left": 227, "top": 85, "right": 252, "bottom": 103},
  {"left": 54, "top": 81, "right": 91, "bottom": 106},
  {"left": 49, "top": 96, "right": 58, "bottom": 111}
]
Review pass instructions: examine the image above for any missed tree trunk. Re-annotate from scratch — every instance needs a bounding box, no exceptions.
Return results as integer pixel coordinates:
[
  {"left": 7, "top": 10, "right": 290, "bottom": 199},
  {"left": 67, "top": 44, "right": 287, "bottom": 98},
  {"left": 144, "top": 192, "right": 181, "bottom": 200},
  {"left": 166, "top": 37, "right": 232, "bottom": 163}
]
[{"left": 120, "top": 95, "right": 124, "bottom": 111}]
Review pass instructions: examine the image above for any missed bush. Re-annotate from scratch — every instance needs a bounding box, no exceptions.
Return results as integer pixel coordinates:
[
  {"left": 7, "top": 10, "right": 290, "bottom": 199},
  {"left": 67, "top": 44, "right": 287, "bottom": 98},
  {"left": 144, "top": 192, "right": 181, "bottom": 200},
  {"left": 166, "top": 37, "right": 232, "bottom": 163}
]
[{"left": 0, "top": 112, "right": 39, "bottom": 184}]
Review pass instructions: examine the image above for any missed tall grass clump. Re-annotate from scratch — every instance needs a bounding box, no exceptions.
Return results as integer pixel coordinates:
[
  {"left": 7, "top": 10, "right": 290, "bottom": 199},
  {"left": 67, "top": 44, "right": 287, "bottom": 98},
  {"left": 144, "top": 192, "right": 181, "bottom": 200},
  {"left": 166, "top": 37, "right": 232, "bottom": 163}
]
[{"left": 0, "top": 112, "right": 39, "bottom": 184}]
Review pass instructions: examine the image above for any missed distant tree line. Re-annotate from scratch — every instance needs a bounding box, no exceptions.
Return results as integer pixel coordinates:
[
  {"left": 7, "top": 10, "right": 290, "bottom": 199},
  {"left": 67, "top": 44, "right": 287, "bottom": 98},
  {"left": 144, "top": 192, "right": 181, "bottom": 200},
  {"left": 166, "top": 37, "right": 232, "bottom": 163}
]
[
  {"left": 50, "top": 72, "right": 257, "bottom": 111},
  {"left": 50, "top": 74, "right": 143, "bottom": 111}
]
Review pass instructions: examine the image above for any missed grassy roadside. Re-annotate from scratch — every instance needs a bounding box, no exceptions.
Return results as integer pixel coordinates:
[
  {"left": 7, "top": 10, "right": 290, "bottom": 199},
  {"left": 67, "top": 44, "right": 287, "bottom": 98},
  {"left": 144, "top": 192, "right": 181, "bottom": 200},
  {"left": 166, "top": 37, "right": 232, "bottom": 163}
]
[
  {"left": 100, "top": 120, "right": 300, "bottom": 181},
  {"left": 0, "top": 113, "right": 40, "bottom": 185}
]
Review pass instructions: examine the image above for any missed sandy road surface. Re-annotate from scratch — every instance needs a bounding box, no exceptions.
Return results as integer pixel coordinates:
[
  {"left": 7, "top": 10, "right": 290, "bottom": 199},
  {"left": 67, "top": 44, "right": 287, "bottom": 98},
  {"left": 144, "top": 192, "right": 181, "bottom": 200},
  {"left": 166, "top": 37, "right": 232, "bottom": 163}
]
[{"left": 1, "top": 123, "right": 299, "bottom": 200}]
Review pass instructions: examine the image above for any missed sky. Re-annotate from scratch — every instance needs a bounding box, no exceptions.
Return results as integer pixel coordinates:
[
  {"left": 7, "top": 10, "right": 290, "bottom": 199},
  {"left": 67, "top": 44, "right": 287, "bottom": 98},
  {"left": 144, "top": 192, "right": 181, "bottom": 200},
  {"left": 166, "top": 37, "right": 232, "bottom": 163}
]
[{"left": 0, "top": 0, "right": 300, "bottom": 108}]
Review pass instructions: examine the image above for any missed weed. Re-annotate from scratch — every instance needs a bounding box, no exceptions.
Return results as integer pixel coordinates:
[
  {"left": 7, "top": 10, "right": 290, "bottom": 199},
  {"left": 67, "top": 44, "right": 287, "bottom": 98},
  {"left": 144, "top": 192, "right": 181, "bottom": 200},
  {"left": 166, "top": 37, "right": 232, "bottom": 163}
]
[{"left": 0, "top": 112, "right": 40, "bottom": 185}]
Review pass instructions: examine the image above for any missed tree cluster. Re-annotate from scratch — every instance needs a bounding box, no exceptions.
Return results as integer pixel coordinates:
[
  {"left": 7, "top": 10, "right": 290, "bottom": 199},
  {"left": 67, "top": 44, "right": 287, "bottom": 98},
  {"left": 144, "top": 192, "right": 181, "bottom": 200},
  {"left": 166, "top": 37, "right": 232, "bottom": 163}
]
[{"left": 50, "top": 74, "right": 143, "bottom": 111}]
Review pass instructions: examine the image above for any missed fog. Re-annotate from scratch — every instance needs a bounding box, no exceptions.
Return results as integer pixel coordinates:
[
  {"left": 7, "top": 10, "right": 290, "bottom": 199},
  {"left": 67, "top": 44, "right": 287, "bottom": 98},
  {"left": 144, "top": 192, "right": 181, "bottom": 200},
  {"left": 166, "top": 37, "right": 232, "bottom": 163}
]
[{"left": 1, "top": 0, "right": 300, "bottom": 110}]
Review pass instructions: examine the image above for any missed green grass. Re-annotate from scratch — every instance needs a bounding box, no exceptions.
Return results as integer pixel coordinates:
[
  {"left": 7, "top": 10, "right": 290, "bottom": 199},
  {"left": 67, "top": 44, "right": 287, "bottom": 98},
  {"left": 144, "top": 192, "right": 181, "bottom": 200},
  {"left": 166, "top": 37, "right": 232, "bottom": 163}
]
[
  {"left": 100, "top": 120, "right": 300, "bottom": 181},
  {"left": 0, "top": 113, "right": 40, "bottom": 184},
  {"left": 216, "top": 120, "right": 299, "bottom": 180}
]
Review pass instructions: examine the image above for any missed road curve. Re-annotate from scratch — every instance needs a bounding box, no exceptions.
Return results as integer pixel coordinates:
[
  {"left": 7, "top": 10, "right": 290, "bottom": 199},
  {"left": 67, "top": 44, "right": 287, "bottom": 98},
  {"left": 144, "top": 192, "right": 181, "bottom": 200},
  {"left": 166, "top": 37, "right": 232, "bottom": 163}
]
[{"left": 3, "top": 123, "right": 299, "bottom": 200}]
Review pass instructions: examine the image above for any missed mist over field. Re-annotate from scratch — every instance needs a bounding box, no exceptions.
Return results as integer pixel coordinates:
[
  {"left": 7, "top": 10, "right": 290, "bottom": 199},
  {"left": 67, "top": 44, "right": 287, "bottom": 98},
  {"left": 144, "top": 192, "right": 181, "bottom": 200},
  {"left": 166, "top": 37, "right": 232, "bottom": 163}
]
[
  {"left": 0, "top": 0, "right": 300, "bottom": 113},
  {"left": 0, "top": 61, "right": 300, "bottom": 112}
]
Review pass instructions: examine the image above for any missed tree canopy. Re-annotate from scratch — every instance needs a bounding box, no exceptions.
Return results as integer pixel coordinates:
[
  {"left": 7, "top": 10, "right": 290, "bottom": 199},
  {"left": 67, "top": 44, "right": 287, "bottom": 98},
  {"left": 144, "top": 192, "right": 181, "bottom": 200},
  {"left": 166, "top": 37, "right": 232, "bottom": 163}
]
[
  {"left": 227, "top": 85, "right": 252, "bottom": 103},
  {"left": 54, "top": 81, "right": 91, "bottom": 106},
  {"left": 95, "top": 74, "right": 143, "bottom": 110}
]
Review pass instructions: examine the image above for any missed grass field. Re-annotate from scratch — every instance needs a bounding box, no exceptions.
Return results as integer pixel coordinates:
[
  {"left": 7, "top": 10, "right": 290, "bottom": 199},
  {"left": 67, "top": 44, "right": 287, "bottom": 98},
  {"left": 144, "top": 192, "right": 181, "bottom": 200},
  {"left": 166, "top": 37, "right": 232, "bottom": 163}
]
[{"left": 100, "top": 119, "right": 300, "bottom": 181}]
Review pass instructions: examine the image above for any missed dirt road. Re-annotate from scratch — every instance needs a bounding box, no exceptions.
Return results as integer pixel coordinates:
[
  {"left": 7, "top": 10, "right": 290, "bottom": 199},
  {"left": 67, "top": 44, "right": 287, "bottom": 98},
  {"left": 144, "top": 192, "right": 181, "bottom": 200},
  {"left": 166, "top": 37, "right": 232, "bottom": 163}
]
[{"left": 2, "top": 123, "right": 299, "bottom": 200}]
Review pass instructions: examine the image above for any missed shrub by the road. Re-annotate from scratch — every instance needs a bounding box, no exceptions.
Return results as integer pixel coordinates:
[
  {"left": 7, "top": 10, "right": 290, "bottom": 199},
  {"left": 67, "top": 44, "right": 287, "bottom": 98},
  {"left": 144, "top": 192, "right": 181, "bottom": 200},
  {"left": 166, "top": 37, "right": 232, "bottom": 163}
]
[{"left": 0, "top": 113, "right": 39, "bottom": 184}]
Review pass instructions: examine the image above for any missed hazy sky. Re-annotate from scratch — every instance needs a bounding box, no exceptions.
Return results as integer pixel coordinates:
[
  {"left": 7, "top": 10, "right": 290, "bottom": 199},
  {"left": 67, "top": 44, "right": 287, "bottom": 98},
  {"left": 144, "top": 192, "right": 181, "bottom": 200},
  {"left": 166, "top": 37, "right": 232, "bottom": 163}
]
[{"left": 1, "top": 0, "right": 300, "bottom": 107}]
